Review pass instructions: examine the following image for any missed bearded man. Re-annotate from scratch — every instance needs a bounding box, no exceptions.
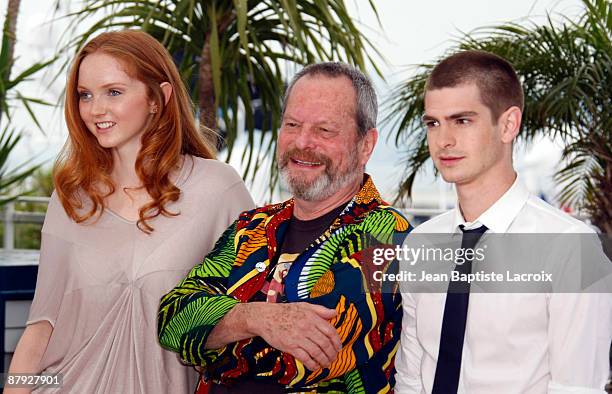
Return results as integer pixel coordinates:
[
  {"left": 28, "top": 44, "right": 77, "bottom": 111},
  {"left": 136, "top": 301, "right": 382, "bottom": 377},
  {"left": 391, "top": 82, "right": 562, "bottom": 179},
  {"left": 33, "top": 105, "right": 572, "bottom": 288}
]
[{"left": 158, "top": 62, "right": 411, "bottom": 393}]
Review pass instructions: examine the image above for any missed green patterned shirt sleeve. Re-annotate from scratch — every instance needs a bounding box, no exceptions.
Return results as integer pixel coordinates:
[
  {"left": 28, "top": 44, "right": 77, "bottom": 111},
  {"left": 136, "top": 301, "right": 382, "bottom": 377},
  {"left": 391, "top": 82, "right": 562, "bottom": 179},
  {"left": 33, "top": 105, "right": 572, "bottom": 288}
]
[{"left": 157, "top": 221, "right": 239, "bottom": 365}]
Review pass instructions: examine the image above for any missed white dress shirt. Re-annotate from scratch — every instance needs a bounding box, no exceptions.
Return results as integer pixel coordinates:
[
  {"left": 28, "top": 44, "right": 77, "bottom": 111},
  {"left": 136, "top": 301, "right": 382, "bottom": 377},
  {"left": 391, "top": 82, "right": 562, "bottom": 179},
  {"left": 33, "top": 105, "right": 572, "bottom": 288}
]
[{"left": 395, "top": 176, "right": 612, "bottom": 393}]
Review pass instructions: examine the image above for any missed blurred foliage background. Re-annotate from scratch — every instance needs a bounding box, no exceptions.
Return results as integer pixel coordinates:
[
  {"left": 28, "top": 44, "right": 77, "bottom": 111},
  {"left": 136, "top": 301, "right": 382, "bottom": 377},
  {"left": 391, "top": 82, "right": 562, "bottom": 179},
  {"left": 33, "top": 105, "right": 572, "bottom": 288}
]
[{"left": 0, "top": 0, "right": 610, "bottom": 249}]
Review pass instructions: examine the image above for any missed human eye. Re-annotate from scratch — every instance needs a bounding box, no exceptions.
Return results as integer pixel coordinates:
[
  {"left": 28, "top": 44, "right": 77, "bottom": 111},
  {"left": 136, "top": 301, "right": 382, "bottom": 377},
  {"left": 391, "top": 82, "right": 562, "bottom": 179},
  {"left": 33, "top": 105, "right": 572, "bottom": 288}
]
[
  {"left": 78, "top": 90, "right": 92, "bottom": 101},
  {"left": 318, "top": 124, "right": 341, "bottom": 135},
  {"left": 423, "top": 119, "right": 439, "bottom": 129},
  {"left": 454, "top": 117, "right": 473, "bottom": 126},
  {"left": 284, "top": 120, "right": 299, "bottom": 129},
  {"left": 108, "top": 89, "right": 122, "bottom": 97}
]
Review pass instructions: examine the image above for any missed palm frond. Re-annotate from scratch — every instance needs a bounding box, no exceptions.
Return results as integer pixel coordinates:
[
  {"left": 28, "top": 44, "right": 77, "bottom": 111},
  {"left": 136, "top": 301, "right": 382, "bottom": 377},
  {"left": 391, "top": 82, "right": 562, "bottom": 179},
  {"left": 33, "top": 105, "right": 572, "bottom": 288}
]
[
  {"left": 56, "top": 0, "right": 383, "bottom": 196},
  {"left": 0, "top": 125, "right": 42, "bottom": 205},
  {"left": 386, "top": 0, "right": 612, "bottom": 230}
]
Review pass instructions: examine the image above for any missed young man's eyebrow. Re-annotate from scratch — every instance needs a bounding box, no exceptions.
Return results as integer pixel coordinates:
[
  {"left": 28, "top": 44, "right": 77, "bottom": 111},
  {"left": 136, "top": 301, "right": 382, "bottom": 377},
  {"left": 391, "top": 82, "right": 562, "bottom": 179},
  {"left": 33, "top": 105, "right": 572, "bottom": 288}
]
[{"left": 448, "top": 111, "right": 478, "bottom": 119}]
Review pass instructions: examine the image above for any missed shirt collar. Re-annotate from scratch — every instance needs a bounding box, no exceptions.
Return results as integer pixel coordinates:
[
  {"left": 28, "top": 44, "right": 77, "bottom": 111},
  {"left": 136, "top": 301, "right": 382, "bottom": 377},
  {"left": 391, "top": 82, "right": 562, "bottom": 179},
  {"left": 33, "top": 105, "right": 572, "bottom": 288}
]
[{"left": 452, "top": 175, "right": 530, "bottom": 233}]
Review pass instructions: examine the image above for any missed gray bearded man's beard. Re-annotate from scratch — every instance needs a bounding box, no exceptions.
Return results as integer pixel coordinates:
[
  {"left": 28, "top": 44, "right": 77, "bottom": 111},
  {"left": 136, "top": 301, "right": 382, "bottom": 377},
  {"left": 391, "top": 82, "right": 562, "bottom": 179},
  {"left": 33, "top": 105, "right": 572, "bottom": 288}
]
[{"left": 278, "top": 147, "right": 363, "bottom": 201}]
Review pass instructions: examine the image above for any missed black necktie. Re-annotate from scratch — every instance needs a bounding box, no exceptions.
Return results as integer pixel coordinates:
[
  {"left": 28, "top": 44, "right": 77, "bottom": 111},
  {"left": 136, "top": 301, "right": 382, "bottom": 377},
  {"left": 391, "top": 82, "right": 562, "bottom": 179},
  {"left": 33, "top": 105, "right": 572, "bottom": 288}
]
[{"left": 432, "top": 224, "right": 488, "bottom": 394}]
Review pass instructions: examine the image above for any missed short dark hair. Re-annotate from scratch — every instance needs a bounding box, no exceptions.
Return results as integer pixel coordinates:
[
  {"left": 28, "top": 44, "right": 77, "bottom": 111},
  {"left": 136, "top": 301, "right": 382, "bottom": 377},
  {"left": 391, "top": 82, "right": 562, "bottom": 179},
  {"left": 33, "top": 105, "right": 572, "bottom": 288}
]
[
  {"left": 281, "top": 62, "right": 377, "bottom": 137},
  {"left": 426, "top": 50, "right": 524, "bottom": 121}
]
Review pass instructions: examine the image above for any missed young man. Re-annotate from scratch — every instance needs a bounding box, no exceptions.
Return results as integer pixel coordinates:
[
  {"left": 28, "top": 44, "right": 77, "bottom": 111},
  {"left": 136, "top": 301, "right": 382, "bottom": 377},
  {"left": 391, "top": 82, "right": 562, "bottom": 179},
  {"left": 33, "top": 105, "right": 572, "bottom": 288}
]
[
  {"left": 158, "top": 62, "right": 410, "bottom": 393},
  {"left": 394, "top": 51, "right": 611, "bottom": 393}
]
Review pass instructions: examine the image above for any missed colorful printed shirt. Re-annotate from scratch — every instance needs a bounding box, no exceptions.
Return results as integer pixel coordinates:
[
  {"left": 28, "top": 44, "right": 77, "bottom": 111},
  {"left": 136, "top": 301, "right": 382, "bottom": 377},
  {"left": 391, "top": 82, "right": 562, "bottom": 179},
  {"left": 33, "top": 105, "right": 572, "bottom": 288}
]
[{"left": 158, "top": 176, "right": 411, "bottom": 393}]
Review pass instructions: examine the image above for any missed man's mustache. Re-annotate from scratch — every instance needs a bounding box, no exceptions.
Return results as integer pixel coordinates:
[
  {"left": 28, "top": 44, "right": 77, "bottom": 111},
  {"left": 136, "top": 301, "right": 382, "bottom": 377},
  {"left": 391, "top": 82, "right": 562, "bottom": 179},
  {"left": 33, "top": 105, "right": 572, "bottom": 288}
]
[{"left": 279, "top": 148, "right": 332, "bottom": 168}]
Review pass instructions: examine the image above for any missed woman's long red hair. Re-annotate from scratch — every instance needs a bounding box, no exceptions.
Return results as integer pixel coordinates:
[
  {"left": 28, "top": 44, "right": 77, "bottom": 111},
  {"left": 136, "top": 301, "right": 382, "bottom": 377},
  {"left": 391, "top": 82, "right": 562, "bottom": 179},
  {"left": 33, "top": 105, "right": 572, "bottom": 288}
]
[{"left": 55, "top": 30, "right": 216, "bottom": 233}]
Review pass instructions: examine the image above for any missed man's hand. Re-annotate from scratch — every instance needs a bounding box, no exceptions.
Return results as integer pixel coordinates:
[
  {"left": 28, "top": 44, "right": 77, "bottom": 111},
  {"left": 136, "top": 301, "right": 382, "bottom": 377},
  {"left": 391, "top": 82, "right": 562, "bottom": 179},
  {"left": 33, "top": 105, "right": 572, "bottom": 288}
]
[{"left": 247, "top": 302, "right": 342, "bottom": 371}]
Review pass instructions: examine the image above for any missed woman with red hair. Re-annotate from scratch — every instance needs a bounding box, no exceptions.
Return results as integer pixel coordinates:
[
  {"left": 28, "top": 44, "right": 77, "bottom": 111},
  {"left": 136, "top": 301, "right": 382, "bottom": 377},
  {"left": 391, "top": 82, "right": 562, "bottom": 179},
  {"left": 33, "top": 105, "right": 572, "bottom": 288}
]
[{"left": 7, "top": 30, "right": 253, "bottom": 393}]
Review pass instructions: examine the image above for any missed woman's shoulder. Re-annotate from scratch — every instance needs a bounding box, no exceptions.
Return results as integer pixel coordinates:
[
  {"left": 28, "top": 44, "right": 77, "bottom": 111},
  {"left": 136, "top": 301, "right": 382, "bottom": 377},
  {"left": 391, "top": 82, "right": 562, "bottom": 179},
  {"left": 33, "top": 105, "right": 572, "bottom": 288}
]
[
  {"left": 46, "top": 190, "right": 67, "bottom": 216},
  {"left": 41, "top": 190, "right": 80, "bottom": 235},
  {"left": 179, "top": 156, "right": 254, "bottom": 214},
  {"left": 183, "top": 156, "right": 244, "bottom": 190}
]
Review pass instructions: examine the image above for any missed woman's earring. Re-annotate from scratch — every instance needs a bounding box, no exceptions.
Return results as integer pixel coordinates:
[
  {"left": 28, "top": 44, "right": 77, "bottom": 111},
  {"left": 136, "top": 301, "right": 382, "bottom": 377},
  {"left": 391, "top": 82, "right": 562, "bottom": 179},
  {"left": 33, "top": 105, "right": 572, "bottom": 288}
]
[{"left": 151, "top": 105, "right": 158, "bottom": 114}]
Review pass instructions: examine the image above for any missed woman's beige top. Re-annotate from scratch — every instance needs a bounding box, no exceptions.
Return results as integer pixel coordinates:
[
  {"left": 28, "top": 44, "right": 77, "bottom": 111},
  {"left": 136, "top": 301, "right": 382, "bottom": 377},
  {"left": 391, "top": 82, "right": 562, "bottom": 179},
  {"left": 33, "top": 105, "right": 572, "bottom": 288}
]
[{"left": 27, "top": 156, "right": 255, "bottom": 394}]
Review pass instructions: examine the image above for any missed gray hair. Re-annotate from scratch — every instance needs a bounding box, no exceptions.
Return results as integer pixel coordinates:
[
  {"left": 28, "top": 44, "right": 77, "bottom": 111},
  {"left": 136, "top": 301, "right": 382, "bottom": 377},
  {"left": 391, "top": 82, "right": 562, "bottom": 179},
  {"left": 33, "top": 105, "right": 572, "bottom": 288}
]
[{"left": 281, "top": 62, "right": 377, "bottom": 137}]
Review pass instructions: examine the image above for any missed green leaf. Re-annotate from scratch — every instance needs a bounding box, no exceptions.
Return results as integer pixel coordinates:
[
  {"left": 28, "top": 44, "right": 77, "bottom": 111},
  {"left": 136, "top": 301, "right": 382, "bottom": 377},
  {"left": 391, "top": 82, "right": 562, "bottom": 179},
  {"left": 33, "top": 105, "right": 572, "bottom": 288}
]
[
  {"left": 55, "top": 0, "right": 382, "bottom": 196},
  {"left": 385, "top": 0, "right": 612, "bottom": 229}
]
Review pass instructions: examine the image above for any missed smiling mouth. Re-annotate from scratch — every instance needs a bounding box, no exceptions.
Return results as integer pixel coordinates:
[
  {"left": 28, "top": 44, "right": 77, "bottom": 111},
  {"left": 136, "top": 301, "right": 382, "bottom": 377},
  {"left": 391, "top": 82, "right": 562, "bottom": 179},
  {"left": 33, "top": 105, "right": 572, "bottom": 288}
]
[
  {"left": 95, "top": 121, "right": 116, "bottom": 130},
  {"left": 291, "top": 158, "right": 323, "bottom": 167}
]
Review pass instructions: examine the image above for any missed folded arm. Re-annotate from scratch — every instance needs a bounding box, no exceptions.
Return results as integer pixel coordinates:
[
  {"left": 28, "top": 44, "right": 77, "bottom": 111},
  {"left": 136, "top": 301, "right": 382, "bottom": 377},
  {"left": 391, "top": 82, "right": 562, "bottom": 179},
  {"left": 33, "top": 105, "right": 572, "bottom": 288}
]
[{"left": 157, "top": 221, "right": 340, "bottom": 371}]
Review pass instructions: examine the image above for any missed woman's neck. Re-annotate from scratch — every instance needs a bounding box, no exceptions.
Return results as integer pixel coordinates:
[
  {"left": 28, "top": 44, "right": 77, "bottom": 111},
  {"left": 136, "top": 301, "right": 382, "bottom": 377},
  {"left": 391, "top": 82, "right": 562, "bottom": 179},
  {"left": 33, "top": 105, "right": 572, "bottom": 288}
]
[{"left": 111, "top": 145, "right": 141, "bottom": 189}]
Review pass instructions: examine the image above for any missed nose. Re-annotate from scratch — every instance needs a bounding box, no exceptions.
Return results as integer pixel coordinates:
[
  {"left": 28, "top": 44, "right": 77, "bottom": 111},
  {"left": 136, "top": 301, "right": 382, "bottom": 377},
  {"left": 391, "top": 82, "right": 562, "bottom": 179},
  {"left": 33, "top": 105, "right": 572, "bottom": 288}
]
[
  {"left": 293, "top": 125, "right": 317, "bottom": 150},
  {"left": 434, "top": 123, "right": 455, "bottom": 149},
  {"left": 90, "top": 96, "right": 107, "bottom": 116}
]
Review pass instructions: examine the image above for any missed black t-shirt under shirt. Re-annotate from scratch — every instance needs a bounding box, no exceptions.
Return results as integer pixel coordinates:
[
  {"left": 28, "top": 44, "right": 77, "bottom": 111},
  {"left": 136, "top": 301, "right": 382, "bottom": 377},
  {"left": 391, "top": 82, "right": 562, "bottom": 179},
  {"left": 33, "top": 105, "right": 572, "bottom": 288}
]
[{"left": 280, "top": 202, "right": 348, "bottom": 254}]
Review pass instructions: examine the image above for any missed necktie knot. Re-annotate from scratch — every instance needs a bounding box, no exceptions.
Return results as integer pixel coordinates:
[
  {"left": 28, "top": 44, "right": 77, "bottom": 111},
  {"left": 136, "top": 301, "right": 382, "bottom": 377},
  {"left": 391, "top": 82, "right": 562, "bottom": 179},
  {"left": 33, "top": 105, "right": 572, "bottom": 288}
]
[
  {"left": 459, "top": 224, "right": 488, "bottom": 250},
  {"left": 459, "top": 224, "right": 488, "bottom": 234}
]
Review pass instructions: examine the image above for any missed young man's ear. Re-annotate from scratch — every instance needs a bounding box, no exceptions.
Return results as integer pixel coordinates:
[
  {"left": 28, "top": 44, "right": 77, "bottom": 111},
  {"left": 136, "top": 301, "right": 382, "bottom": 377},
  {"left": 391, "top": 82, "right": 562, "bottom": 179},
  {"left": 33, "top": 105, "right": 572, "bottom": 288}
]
[{"left": 500, "top": 106, "right": 522, "bottom": 144}]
